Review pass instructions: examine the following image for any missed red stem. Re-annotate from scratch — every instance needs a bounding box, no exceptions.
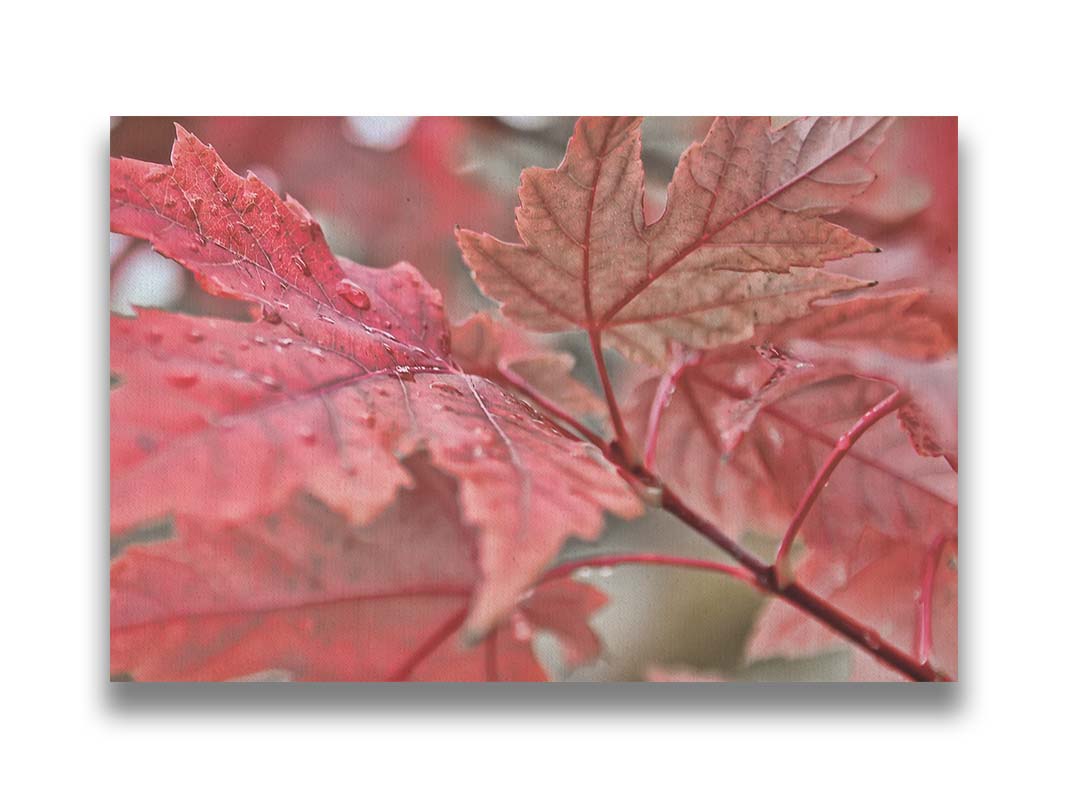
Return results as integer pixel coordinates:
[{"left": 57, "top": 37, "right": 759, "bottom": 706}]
[
  {"left": 659, "top": 486, "right": 948, "bottom": 682},
  {"left": 553, "top": 330, "right": 949, "bottom": 681},
  {"left": 540, "top": 552, "right": 758, "bottom": 589},
  {"left": 643, "top": 349, "right": 699, "bottom": 470},
  {"left": 774, "top": 390, "right": 907, "bottom": 585},
  {"left": 589, "top": 330, "right": 639, "bottom": 467},
  {"left": 693, "top": 374, "right": 954, "bottom": 510},
  {"left": 915, "top": 533, "right": 955, "bottom": 664}
]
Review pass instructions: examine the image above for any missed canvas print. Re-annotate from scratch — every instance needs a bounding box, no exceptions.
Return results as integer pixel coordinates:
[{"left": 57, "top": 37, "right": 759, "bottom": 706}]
[{"left": 109, "top": 117, "right": 957, "bottom": 682}]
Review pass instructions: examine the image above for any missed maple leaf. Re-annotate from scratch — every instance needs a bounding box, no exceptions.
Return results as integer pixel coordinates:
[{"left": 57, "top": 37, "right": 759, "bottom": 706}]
[
  {"left": 456, "top": 116, "right": 892, "bottom": 363},
  {"left": 790, "top": 340, "right": 958, "bottom": 469},
  {"left": 627, "top": 367, "right": 957, "bottom": 572},
  {"left": 713, "top": 291, "right": 956, "bottom": 457},
  {"left": 112, "top": 116, "right": 508, "bottom": 311},
  {"left": 112, "top": 456, "right": 606, "bottom": 681},
  {"left": 746, "top": 527, "right": 957, "bottom": 680},
  {"left": 451, "top": 312, "right": 605, "bottom": 420},
  {"left": 110, "top": 126, "right": 641, "bottom": 636}
]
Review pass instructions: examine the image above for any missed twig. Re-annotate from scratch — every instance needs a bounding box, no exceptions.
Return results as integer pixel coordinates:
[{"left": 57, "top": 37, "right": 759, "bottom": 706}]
[
  {"left": 915, "top": 533, "right": 955, "bottom": 664},
  {"left": 557, "top": 331, "right": 949, "bottom": 681},
  {"left": 643, "top": 349, "right": 700, "bottom": 470},
  {"left": 589, "top": 330, "right": 639, "bottom": 467},
  {"left": 658, "top": 486, "right": 949, "bottom": 682},
  {"left": 774, "top": 390, "right": 907, "bottom": 586}
]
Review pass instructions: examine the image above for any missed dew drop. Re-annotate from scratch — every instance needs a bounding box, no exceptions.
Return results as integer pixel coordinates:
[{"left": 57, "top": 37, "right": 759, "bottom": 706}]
[
  {"left": 257, "top": 374, "right": 282, "bottom": 391},
  {"left": 430, "top": 381, "right": 464, "bottom": 397},
  {"left": 261, "top": 304, "right": 283, "bottom": 325},
  {"left": 576, "top": 567, "right": 593, "bottom": 579},
  {"left": 253, "top": 336, "right": 267, "bottom": 346},
  {"left": 186, "top": 329, "right": 204, "bottom": 344},
  {"left": 165, "top": 370, "right": 199, "bottom": 389},
  {"left": 292, "top": 255, "right": 311, "bottom": 276},
  {"left": 336, "top": 279, "right": 371, "bottom": 310},
  {"left": 510, "top": 613, "right": 533, "bottom": 643},
  {"left": 297, "top": 426, "right": 317, "bottom": 445},
  {"left": 597, "top": 566, "right": 614, "bottom": 578},
  {"left": 199, "top": 273, "right": 225, "bottom": 293},
  {"left": 285, "top": 319, "right": 304, "bottom": 337},
  {"left": 277, "top": 337, "right": 293, "bottom": 347}
]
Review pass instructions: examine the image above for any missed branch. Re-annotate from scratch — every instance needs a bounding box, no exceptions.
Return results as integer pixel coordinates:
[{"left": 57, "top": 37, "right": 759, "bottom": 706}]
[
  {"left": 657, "top": 485, "right": 949, "bottom": 682},
  {"left": 774, "top": 389, "right": 907, "bottom": 586},
  {"left": 572, "top": 332, "right": 945, "bottom": 681}
]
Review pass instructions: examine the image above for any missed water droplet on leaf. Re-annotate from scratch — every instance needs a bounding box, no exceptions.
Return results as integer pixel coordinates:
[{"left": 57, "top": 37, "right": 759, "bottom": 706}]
[
  {"left": 337, "top": 279, "right": 371, "bottom": 310},
  {"left": 430, "top": 381, "right": 464, "bottom": 397},
  {"left": 165, "top": 370, "right": 199, "bottom": 389}
]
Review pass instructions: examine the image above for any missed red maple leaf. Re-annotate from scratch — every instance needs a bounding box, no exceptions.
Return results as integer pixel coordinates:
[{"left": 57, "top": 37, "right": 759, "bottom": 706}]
[
  {"left": 712, "top": 291, "right": 956, "bottom": 464},
  {"left": 112, "top": 456, "right": 606, "bottom": 681},
  {"left": 746, "top": 527, "right": 957, "bottom": 680},
  {"left": 110, "top": 126, "right": 641, "bottom": 645},
  {"left": 112, "top": 116, "right": 507, "bottom": 311},
  {"left": 451, "top": 312, "right": 606, "bottom": 421},
  {"left": 627, "top": 366, "right": 957, "bottom": 576}
]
